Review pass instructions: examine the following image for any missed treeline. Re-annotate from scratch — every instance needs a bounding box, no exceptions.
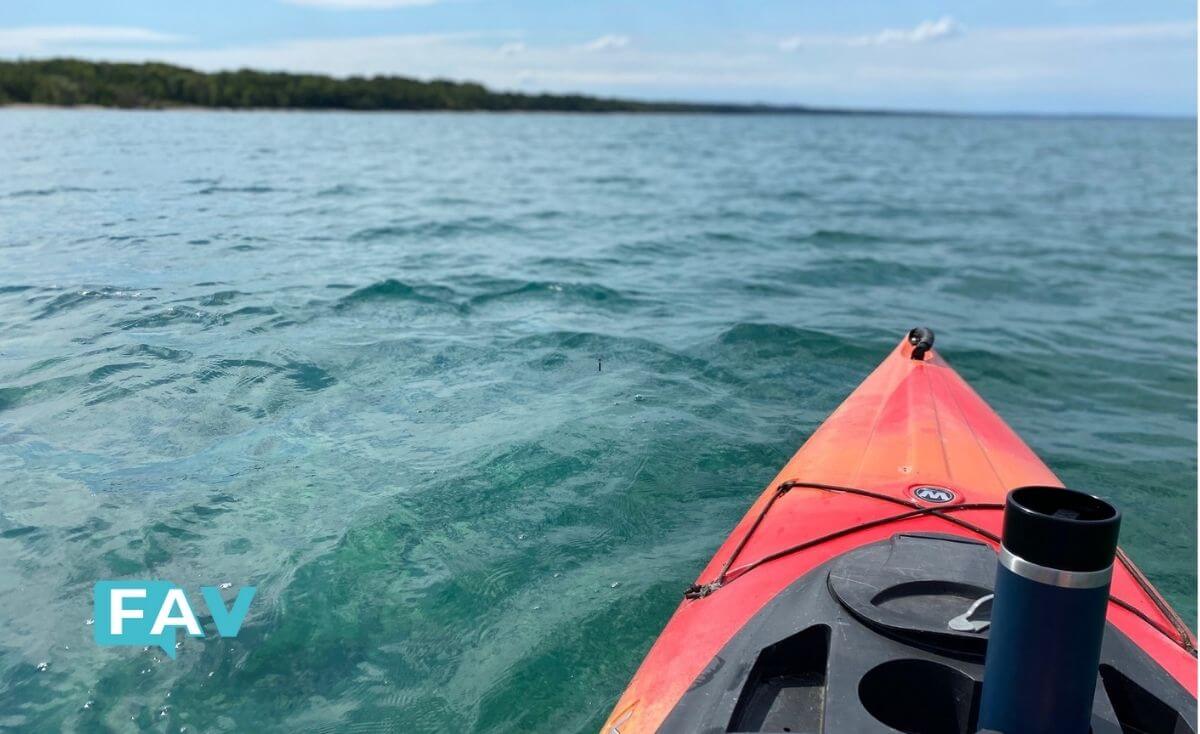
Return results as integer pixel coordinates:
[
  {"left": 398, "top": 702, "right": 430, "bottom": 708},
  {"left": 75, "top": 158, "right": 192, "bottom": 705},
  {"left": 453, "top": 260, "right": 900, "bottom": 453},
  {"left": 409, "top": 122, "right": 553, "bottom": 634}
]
[{"left": 0, "top": 58, "right": 841, "bottom": 113}]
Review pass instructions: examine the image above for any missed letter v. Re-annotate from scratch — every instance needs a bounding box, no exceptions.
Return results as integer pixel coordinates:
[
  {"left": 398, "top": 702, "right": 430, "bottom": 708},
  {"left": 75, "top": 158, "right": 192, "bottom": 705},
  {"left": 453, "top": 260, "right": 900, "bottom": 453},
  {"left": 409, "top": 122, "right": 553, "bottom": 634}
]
[{"left": 201, "top": 586, "right": 256, "bottom": 637}]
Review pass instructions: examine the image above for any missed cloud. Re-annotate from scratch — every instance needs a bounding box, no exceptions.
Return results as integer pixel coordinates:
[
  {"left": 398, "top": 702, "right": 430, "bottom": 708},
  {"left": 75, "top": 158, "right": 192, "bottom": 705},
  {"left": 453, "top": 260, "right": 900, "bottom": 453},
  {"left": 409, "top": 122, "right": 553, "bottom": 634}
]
[
  {"left": 0, "top": 26, "right": 183, "bottom": 54},
  {"left": 498, "top": 41, "right": 525, "bottom": 57},
  {"left": 281, "top": 0, "right": 440, "bottom": 7},
  {"left": 778, "top": 17, "right": 964, "bottom": 51},
  {"left": 580, "top": 34, "right": 630, "bottom": 52},
  {"left": 777, "top": 34, "right": 836, "bottom": 52},
  {"left": 851, "top": 16, "right": 965, "bottom": 46},
  {"left": 779, "top": 18, "right": 1192, "bottom": 53}
]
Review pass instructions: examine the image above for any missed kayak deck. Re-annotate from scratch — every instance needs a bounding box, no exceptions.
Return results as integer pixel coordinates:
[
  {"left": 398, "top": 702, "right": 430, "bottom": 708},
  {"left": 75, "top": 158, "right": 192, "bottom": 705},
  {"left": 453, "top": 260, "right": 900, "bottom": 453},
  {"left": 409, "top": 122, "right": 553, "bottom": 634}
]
[{"left": 603, "top": 332, "right": 1195, "bottom": 734}]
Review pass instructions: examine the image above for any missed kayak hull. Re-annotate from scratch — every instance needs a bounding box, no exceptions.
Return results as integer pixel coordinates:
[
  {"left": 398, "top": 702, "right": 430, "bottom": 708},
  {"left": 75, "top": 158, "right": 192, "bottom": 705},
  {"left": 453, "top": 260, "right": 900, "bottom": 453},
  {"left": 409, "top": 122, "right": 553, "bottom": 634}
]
[{"left": 603, "top": 335, "right": 1195, "bottom": 734}]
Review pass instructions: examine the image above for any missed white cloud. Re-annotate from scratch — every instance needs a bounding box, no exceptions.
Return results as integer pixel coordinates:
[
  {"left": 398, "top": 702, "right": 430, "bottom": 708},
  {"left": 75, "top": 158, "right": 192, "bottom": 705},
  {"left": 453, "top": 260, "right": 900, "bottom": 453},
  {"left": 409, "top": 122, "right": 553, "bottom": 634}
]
[
  {"left": 580, "top": 34, "right": 630, "bottom": 52},
  {"left": 851, "top": 16, "right": 965, "bottom": 46},
  {"left": 281, "top": 0, "right": 440, "bottom": 8},
  {"left": 778, "top": 18, "right": 964, "bottom": 51},
  {"left": 779, "top": 18, "right": 1192, "bottom": 53},
  {"left": 777, "top": 34, "right": 837, "bottom": 52},
  {"left": 0, "top": 26, "right": 183, "bottom": 54},
  {"left": 498, "top": 41, "right": 526, "bottom": 57}
]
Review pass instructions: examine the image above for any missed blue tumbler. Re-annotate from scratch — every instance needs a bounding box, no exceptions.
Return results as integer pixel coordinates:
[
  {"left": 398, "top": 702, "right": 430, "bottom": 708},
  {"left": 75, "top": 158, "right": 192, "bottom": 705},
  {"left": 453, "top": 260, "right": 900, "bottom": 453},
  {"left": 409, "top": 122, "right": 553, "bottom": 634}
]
[{"left": 977, "top": 486, "right": 1120, "bottom": 734}]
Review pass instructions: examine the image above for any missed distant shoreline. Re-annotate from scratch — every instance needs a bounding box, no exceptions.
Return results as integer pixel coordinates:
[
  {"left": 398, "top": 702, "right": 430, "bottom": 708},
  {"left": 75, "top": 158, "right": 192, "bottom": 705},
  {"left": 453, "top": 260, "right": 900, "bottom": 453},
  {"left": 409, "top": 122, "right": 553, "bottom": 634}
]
[
  {"left": 0, "top": 59, "right": 1191, "bottom": 120},
  {"left": 0, "top": 58, "right": 891, "bottom": 116}
]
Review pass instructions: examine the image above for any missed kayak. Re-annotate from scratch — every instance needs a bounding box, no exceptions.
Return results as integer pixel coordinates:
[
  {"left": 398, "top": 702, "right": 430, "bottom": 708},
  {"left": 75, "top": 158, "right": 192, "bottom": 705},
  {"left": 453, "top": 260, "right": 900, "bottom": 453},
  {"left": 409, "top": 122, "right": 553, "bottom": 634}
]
[{"left": 602, "top": 329, "right": 1196, "bottom": 734}]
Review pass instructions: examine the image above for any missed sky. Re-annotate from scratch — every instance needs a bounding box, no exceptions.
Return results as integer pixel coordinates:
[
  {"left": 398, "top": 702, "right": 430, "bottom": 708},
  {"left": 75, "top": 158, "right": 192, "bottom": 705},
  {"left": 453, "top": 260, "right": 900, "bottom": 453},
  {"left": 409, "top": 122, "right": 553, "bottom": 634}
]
[{"left": 0, "top": 1, "right": 1195, "bottom": 116}]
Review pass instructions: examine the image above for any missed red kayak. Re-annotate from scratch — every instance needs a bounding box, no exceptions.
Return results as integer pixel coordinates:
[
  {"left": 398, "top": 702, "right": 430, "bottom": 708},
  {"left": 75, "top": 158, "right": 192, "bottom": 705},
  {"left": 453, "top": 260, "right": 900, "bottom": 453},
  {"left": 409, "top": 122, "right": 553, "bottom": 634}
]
[{"left": 603, "top": 329, "right": 1195, "bottom": 734}]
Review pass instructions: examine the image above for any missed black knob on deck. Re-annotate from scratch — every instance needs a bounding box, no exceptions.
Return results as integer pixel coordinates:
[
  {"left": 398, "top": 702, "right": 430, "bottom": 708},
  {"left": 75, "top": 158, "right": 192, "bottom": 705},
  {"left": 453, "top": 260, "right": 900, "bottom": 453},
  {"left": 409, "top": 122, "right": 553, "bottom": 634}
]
[{"left": 907, "top": 327, "right": 935, "bottom": 360}]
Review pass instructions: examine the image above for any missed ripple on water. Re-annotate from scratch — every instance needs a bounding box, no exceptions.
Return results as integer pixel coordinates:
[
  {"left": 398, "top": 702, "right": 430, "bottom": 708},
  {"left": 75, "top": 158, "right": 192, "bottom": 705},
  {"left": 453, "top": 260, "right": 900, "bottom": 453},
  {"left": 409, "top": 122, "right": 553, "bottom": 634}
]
[
  {"left": 5, "top": 185, "right": 97, "bottom": 198},
  {"left": 466, "top": 280, "right": 649, "bottom": 312},
  {"left": 349, "top": 216, "right": 521, "bottom": 242},
  {"left": 32, "top": 286, "right": 152, "bottom": 320},
  {"left": 336, "top": 279, "right": 462, "bottom": 309},
  {"left": 195, "top": 184, "right": 279, "bottom": 195}
]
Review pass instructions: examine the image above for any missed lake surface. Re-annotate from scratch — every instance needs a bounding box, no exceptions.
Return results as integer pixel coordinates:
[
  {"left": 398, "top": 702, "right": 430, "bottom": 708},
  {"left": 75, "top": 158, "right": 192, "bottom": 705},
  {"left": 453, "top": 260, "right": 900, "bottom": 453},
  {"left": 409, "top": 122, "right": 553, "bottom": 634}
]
[{"left": 0, "top": 110, "right": 1194, "bottom": 732}]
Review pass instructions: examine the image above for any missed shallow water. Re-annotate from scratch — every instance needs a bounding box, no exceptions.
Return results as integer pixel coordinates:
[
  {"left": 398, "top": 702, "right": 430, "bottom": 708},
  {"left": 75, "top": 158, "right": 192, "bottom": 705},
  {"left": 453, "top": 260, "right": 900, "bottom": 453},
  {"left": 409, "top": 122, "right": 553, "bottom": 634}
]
[{"left": 0, "top": 110, "right": 1194, "bottom": 732}]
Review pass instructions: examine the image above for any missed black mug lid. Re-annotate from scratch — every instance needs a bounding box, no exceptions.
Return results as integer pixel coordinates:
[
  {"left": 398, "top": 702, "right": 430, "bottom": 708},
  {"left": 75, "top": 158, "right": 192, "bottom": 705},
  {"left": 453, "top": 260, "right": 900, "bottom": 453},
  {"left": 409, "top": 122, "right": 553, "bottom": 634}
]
[{"left": 1001, "top": 486, "right": 1120, "bottom": 573}]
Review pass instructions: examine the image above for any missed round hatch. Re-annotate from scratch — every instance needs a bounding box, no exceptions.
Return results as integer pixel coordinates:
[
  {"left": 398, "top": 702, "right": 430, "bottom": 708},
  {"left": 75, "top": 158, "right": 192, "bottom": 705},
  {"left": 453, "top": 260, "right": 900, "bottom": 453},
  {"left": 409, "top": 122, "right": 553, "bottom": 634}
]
[{"left": 827, "top": 532, "right": 997, "bottom": 657}]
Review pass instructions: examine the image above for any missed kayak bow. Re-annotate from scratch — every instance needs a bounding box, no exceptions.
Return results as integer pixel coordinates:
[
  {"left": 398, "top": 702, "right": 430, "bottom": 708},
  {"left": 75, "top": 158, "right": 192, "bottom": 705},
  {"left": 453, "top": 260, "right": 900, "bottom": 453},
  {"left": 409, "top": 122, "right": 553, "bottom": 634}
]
[{"left": 603, "top": 329, "right": 1195, "bottom": 734}]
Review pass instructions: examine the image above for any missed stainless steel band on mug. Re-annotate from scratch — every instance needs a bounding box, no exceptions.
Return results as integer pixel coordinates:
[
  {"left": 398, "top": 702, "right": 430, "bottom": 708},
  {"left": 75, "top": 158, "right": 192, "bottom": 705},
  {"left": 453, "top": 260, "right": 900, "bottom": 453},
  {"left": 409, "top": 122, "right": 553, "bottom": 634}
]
[{"left": 998, "top": 545, "right": 1113, "bottom": 589}]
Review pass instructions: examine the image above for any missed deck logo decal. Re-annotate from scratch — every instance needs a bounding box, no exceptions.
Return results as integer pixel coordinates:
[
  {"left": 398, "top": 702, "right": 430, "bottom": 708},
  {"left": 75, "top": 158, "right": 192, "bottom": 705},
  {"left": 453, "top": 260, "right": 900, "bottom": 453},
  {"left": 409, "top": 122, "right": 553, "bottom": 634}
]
[{"left": 913, "top": 486, "right": 956, "bottom": 504}]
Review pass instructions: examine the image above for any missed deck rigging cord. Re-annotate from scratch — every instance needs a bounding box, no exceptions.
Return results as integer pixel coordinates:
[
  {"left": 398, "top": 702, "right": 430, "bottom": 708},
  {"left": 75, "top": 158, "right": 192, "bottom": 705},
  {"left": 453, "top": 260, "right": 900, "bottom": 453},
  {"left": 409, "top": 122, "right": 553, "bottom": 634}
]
[{"left": 683, "top": 480, "right": 1196, "bottom": 656}]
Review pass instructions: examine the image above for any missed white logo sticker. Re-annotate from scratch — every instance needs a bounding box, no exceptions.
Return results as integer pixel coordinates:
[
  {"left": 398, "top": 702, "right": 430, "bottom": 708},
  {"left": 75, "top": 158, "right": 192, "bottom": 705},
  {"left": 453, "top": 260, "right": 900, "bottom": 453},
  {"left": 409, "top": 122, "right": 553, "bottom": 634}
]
[{"left": 913, "top": 486, "right": 956, "bottom": 504}]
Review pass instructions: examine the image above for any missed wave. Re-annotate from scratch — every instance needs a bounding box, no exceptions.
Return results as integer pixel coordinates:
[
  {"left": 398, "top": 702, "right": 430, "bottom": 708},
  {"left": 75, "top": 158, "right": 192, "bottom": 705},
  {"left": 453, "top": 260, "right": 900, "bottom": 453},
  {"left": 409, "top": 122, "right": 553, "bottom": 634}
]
[
  {"left": 32, "top": 286, "right": 151, "bottom": 320},
  {"left": 0, "top": 374, "right": 83, "bottom": 413},
  {"left": 115, "top": 305, "right": 226, "bottom": 330},
  {"left": 3, "top": 347, "right": 336, "bottom": 418},
  {"left": 198, "top": 290, "right": 244, "bottom": 306},
  {"left": 467, "top": 281, "right": 646, "bottom": 311},
  {"left": 119, "top": 343, "right": 193, "bottom": 363},
  {"left": 349, "top": 216, "right": 520, "bottom": 242},
  {"left": 761, "top": 257, "right": 946, "bottom": 288},
  {"left": 5, "top": 185, "right": 96, "bottom": 198},
  {"left": 193, "top": 356, "right": 335, "bottom": 393},
  {"left": 227, "top": 305, "right": 279, "bottom": 319},
  {"left": 702, "top": 230, "right": 754, "bottom": 245},
  {"left": 576, "top": 174, "right": 649, "bottom": 187},
  {"left": 525, "top": 256, "right": 617, "bottom": 274},
  {"left": 773, "top": 188, "right": 813, "bottom": 201},
  {"left": 715, "top": 323, "right": 880, "bottom": 362},
  {"left": 793, "top": 229, "right": 891, "bottom": 245},
  {"left": 316, "top": 183, "right": 368, "bottom": 197},
  {"left": 335, "top": 277, "right": 644, "bottom": 317},
  {"left": 196, "top": 185, "right": 278, "bottom": 195},
  {"left": 336, "top": 279, "right": 462, "bottom": 310}
]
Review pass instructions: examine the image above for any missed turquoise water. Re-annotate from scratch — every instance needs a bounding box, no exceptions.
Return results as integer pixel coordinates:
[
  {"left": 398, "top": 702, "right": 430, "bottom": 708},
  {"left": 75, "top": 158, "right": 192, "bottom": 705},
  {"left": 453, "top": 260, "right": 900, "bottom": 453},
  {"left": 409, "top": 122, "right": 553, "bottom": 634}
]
[{"left": 0, "top": 110, "right": 1194, "bottom": 732}]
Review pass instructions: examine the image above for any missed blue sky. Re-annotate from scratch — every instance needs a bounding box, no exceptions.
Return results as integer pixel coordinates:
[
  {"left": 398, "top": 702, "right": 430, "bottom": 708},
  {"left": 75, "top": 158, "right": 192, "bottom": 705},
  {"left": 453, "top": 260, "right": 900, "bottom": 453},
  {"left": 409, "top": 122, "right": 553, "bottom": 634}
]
[{"left": 0, "top": 1, "right": 1195, "bottom": 115}]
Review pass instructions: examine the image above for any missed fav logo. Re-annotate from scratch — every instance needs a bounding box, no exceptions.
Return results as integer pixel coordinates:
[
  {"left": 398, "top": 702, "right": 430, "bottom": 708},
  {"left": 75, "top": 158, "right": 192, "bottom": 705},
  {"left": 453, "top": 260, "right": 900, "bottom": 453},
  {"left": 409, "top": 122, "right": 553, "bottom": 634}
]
[
  {"left": 912, "top": 485, "right": 956, "bottom": 504},
  {"left": 93, "top": 581, "right": 255, "bottom": 658}
]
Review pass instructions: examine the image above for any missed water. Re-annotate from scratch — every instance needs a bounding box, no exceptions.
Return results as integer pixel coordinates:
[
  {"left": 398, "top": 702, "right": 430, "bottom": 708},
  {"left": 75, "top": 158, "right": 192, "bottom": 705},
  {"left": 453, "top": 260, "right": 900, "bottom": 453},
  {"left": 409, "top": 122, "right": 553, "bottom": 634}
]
[{"left": 0, "top": 110, "right": 1194, "bottom": 732}]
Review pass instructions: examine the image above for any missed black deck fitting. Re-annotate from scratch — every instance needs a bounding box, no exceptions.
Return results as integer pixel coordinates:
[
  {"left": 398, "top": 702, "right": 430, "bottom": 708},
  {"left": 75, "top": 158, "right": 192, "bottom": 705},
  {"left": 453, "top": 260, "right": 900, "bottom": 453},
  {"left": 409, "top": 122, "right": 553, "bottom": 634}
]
[{"left": 908, "top": 327, "right": 935, "bottom": 360}]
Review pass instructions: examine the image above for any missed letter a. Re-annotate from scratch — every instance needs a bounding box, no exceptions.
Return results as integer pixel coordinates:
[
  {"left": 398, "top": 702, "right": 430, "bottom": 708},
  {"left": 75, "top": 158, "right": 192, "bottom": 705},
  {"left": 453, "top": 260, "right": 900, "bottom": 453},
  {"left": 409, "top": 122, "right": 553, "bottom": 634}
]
[{"left": 151, "top": 588, "right": 203, "bottom": 636}]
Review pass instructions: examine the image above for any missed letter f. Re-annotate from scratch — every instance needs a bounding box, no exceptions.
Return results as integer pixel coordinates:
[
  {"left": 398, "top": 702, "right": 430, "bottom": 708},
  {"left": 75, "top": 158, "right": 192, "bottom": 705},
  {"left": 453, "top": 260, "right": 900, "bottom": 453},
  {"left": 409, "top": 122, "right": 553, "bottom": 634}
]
[{"left": 110, "top": 588, "right": 146, "bottom": 635}]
